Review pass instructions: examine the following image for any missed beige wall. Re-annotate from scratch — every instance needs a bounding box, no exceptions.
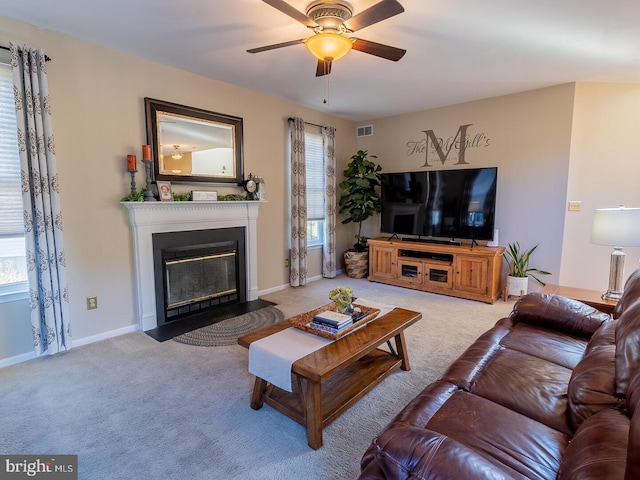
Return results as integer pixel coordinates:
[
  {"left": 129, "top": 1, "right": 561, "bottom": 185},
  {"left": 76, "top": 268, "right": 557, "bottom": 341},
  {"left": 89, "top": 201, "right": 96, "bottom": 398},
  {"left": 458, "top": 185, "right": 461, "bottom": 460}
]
[
  {"left": 3, "top": 15, "right": 639, "bottom": 367},
  {"left": 356, "top": 84, "right": 576, "bottom": 286},
  {"left": 0, "top": 16, "right": 356, "bottom": 364},
  {"left": 561, "top": 83, "right": 640, "bottom": 290}
]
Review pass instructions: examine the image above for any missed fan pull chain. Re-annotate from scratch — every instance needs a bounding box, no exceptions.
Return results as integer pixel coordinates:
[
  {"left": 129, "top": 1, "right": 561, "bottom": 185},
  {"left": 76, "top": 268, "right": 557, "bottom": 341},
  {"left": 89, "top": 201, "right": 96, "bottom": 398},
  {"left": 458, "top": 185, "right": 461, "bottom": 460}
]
[{"left": 323, "top": 73, "right": 330, "bottom": 105}]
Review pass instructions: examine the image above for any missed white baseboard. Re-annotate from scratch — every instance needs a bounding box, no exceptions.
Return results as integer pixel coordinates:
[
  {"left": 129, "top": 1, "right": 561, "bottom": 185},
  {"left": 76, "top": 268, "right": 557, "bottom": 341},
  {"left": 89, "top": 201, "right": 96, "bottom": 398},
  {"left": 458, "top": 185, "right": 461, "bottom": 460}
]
[
  {"left": 257, "top": 269, "right": 343, "bottom": 297},
  {"left": 0, "top": 351, "right": 36, "bottom": 369},
  {"left": 71, "top": 324, "right": 138, "bottom": 348},
  {"left": 0, "top": 324, "right": 139, "bottom": 369},
  {"left": 258, "top": 283, "right": 290, "bottom": 296}
]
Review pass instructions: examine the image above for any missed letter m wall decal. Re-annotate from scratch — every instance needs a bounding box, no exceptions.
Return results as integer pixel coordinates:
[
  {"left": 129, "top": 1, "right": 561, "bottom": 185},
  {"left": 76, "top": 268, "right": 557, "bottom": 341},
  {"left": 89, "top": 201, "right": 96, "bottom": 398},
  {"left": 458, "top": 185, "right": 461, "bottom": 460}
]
[{"left": 421, "top": 124, "right": 472, "bottom": 167}]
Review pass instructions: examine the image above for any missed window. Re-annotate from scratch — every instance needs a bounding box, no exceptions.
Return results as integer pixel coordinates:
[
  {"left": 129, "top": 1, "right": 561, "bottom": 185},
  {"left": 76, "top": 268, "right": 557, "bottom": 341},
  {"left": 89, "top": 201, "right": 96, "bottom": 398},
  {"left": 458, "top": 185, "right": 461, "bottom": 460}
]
[
  {"left": 305, "top": 128, "right": 325, "bottom": 247},
  {"left": 0, "top": 59, "right": 28, "bottom": 298}
]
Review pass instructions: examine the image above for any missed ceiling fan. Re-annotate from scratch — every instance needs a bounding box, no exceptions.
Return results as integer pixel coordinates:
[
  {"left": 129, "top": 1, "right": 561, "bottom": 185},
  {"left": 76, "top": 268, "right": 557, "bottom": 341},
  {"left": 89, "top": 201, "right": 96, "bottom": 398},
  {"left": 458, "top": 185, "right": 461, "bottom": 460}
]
[{"left": 247, "top": 0, "right": 407, "bottom": 76}]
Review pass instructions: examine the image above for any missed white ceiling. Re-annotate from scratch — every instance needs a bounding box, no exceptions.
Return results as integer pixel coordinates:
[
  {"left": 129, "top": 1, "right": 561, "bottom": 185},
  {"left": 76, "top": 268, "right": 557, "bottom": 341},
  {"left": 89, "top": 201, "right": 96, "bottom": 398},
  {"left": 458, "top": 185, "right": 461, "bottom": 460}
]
[{"left": 2, "top": 0, "right": 640, "bottom": 121}]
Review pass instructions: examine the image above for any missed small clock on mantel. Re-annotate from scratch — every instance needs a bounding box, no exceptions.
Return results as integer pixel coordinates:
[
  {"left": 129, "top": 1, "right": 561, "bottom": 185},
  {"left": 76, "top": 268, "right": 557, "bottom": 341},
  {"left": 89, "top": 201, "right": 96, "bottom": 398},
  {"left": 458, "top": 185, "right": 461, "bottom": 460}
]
[{"left": 242, "top": 173, "right": 259, "bottom": 200}]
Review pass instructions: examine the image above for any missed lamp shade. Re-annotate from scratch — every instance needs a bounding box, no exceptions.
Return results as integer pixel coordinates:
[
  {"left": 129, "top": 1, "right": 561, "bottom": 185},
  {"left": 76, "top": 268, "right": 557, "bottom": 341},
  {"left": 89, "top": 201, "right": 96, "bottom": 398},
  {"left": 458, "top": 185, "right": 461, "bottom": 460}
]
[
  {"left": 591, "top": 206, "right": 640, "bottom": 247},
  {"left": 305, "top": 32, "right": 353, "bottom": 61}
]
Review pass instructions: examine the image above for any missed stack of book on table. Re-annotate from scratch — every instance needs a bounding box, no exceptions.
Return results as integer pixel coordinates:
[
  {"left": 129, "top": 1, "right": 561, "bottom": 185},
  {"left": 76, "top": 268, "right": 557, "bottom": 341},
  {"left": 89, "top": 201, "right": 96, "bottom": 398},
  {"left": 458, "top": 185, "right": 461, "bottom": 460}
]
[{"left": 310, "top": 310, "right": 354, "bottom": 334}]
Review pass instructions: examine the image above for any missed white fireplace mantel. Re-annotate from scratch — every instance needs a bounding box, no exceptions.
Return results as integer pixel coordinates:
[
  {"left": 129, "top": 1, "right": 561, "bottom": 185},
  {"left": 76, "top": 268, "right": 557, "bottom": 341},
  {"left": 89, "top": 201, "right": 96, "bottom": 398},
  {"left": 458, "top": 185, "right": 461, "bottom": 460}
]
[{"left": 122, "top": 201, "right": 264, "bottom": 331}]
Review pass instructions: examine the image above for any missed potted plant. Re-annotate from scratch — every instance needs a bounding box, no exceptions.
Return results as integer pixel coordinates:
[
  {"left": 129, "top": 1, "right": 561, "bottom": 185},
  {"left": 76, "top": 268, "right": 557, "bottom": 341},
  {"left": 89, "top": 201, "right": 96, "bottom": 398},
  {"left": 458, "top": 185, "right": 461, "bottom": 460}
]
[
  {"left": 329, "top": 286, "right": 355, "bottom": 314},
  {"left": 338, "top": 150, "right": 382, "bottom": 278},
  {"left": 504, "top": 242, "right": 551, "bottom": 296}
]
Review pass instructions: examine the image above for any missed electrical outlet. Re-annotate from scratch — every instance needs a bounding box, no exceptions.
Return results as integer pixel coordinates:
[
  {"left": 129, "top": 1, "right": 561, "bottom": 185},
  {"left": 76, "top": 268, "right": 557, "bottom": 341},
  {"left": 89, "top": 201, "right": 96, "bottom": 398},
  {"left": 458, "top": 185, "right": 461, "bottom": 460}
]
[
  {"left": 285, "top": 258, "right": 290, "bottom": 268},
  {"left": 568, "top": 201, "right": 582, "bottom": 212},
  {"left": 86, "top": 295, "right": 98, "bottom": 310}
]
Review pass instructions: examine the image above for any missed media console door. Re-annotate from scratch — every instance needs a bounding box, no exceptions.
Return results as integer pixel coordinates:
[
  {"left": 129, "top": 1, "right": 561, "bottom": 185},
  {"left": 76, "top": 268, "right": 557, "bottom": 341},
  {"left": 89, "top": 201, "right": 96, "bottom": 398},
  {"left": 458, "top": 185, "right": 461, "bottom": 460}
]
[
  {"left": 368, "top": 238, "right": 504, "bottom": 304},
  {"left": 369, "top": 244, "right": 397, "bottom": 282},
  {"left": 397, "top": 258, "right": 423, "bottom": 286},
  {"left": 455, "top": 255, "right": 489, "bottom": 295}
]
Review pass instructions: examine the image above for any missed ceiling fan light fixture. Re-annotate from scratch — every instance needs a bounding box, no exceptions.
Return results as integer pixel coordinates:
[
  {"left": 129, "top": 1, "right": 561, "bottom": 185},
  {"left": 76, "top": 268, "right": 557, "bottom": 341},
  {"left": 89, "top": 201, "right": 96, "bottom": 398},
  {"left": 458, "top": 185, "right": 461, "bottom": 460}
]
[{"left": 305, "top": 32, "right": 352, "bottom": 61}]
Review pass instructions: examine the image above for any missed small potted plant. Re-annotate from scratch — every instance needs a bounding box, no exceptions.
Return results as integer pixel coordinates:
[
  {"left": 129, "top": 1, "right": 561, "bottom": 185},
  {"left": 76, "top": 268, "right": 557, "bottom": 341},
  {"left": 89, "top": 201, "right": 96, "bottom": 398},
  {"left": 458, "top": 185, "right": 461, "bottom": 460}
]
[
  {"left": 338, "top": 150, "right": 382, "bottom": 278},
  {"left": 329, "top": 286, "right": 355, "bottom": 314},
  {"left": 504, "top": 242, "right": 551, "bottom": 296}
]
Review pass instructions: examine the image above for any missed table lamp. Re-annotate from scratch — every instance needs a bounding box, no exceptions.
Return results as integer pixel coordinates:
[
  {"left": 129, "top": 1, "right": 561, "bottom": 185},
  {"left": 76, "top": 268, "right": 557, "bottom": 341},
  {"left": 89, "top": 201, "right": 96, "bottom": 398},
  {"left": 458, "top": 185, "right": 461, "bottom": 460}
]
[{"left": 591, "top": 206, "right": 640, "bottom": 300}]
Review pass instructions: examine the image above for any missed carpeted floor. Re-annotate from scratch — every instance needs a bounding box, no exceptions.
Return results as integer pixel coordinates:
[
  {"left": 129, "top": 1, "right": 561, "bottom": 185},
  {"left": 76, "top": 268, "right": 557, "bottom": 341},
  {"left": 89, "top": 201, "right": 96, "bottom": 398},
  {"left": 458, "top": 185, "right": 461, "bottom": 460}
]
[
  {"left": 0, "top": 275, "right": 516, "bottom": 479},
  {"left": 173, "top": 306, "right": 284, "bottom": 346}
]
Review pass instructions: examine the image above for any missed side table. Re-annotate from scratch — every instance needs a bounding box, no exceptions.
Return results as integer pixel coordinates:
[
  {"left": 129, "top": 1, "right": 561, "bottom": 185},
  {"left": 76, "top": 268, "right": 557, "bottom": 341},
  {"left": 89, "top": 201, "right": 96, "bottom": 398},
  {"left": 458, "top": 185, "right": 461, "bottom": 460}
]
[{"left": 540, "top": 284, "right": 618, "bottom": 314}]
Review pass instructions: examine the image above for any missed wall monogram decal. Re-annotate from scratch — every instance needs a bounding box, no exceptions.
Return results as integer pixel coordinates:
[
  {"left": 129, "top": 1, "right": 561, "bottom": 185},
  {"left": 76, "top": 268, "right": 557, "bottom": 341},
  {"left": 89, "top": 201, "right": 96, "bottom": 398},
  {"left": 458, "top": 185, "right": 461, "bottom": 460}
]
[{"left": 406, "top": 124, "right": 491, "bottom": 167}]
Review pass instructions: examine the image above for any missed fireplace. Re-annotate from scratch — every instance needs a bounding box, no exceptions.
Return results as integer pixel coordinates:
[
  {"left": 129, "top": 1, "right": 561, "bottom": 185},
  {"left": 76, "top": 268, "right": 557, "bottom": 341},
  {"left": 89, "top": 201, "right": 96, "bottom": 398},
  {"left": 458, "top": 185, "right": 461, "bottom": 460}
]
[
  {"left": 153, "top": 227, "right": 246, "bottom": 327},
  {"left": 122, "top": 201, "right": 262, "bottom": 331}
]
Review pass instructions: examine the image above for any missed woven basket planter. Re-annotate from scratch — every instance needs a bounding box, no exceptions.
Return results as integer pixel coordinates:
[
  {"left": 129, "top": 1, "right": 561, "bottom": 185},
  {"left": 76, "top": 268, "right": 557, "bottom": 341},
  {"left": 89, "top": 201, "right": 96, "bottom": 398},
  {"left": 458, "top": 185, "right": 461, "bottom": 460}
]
[{"left": 344, "top": 250, "right": 369, "bottom": 279}]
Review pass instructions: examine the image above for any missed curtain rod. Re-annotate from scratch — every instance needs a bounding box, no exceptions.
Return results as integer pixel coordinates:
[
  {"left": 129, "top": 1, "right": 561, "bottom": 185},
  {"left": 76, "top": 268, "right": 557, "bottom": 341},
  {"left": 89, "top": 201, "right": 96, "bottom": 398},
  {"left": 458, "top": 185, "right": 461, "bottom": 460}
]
[
  {"left": 0, "top": 45, "right": 52, "bottom": 62},
  {"left": 287, "top": 117, "right": 326, "bottom": 129}
]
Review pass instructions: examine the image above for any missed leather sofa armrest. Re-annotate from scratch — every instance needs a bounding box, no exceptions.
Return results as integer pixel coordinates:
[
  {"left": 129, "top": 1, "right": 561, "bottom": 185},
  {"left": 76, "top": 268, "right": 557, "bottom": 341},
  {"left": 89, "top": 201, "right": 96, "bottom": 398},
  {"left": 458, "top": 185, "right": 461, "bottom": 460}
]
[
  {"left": 510, "top": 293, "right": 611, "bottom": 339},
  {"left": 360, "top": 426, "right": 517, "bottom": 480}
]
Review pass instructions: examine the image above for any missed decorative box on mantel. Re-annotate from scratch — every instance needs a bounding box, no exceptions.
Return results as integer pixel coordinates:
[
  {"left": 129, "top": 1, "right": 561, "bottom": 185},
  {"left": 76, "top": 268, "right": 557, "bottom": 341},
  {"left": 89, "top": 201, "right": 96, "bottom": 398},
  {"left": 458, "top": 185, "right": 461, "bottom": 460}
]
[{"left": 122, "top": 201, "right": 264, "bottom": 331}]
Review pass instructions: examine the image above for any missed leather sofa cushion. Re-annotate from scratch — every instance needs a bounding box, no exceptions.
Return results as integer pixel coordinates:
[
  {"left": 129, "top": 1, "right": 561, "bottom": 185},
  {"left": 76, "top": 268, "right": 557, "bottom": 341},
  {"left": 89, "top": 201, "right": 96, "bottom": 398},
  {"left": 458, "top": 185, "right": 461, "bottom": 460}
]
[
  {"left": 443, "top": 345, "right": 573, "bottom": 434},
  {"left": 370, "top": 381, "right": 570, "bottom": 480},
  {"left": 586, "top": 320, "right": 616, "bottom": 354},
  {"left": 625, "top": 370, "right": 640, "bottom": 478},
  {"left": 615, "top": 301, "right": 640, "bottom": 395},
  {"left": 567, "top": 343, "right": 622, "bottom": 429},
  {"left": 557, "top": 408, "right": 629, "bottom": 480},
  {"left": 498, "top": 320, "right": 588, "bottom": 369},
  {"left": 613, "top": 268, "right": 640, "bottom": 318},
  {"left": 366, "top": 426, "right": 527, "bottom": 480},
  {"left": 511, "top": 293, "right": 611, "bottom": 339}
]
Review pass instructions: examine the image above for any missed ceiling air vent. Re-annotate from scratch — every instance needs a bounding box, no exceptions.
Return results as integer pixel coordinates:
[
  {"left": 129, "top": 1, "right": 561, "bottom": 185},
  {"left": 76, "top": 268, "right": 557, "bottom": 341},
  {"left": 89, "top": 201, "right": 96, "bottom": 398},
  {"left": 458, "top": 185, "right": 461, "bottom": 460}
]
[{"left": 357, "top": 125, "right": 373, "bottom": 137}]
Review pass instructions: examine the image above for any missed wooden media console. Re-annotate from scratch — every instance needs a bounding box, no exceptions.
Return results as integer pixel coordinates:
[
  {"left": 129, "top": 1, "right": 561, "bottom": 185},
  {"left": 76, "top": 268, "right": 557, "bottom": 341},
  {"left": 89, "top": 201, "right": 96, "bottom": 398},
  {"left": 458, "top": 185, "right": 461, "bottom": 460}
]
[{"left": 368, "top": 237, "right": 505, "bottom": 304}]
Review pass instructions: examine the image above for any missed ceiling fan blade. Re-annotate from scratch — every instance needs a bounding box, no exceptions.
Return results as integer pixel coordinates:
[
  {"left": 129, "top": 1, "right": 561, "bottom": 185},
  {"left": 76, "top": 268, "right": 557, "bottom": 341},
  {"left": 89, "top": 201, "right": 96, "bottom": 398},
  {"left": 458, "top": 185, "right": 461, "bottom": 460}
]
[
  {"left": 351, "top": 38, "right": 406, "bottom": 61},
  {"left": 262, "top": 0, "right": 317, "bottom": 28},
  {"left": 344, "top": 0, "right": 405, "bottom": 32},
  {"left": 315, "top": 59, "right": 332, "bottom": 77},
  {"left": 247, "top": 39, "right": 306, "bottom": 54}
]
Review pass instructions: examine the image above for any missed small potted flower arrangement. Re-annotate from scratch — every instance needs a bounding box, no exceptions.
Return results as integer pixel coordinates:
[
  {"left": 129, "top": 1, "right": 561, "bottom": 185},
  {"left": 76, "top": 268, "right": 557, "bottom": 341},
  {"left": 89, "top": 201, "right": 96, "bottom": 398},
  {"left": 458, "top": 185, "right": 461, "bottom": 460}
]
[{"left": 329, "top": 287, "right": 355, "bottom": 314}]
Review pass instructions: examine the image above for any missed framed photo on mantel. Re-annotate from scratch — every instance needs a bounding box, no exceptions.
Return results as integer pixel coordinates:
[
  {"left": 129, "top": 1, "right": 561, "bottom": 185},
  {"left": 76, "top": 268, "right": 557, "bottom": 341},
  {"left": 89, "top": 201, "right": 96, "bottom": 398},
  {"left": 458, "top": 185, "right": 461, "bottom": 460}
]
[{"left": 156, "top": 181, "right": 173, "bottom": 201}]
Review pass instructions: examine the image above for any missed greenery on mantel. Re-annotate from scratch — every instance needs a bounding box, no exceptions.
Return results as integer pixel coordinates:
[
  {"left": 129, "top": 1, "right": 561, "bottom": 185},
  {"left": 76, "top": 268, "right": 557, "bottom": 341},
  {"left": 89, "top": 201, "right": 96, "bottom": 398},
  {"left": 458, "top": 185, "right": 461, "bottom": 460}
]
[
  {"left": 120, "top": 189, "right": 146, "bottom": 202},
  {"left": 120, "top": 189, "right": 255, "bottom": 202},
  {"left": 218, "top": 194, "right": 255, "bottom": 201},
  {"left": 172, "top": 192, "right": 192, "bottom": 202}
]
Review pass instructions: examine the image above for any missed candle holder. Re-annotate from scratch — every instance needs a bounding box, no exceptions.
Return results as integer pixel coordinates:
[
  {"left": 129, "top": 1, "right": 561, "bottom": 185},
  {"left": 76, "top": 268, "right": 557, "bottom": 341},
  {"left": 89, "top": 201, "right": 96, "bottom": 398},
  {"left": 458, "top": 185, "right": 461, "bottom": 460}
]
[
  {"left": 142, "top": 159, "right": 157, "bottom": 201},
  {"left": 127, "top": 169, "right": 137, "bottom": 196}
]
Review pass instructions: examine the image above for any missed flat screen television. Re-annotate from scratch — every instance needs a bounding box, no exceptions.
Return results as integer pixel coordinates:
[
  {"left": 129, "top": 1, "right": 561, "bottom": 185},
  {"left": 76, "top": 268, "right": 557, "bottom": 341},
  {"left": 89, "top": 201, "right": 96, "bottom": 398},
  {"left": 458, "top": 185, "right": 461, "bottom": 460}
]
[{"left": 380, "top": 167, "right": 497, "bottom": 242}]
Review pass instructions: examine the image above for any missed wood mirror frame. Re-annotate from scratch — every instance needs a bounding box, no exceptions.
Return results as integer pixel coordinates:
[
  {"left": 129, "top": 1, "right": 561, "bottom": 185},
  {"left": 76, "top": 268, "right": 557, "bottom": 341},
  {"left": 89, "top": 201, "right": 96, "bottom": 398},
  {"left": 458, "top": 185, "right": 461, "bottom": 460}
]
[{"left": 144, "top": 98, "right": 244, "bottom": 184}]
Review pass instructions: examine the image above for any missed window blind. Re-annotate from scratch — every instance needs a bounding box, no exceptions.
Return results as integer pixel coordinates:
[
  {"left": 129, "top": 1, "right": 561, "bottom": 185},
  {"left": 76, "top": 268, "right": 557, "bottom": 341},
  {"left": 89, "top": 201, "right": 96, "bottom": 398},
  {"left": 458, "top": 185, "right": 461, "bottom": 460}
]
[
  {"left": 0, "top": 63, "right": 23, "bottom": 237},
  {"left": 305, "top": 130, "right": 325, "bottom": 221}
]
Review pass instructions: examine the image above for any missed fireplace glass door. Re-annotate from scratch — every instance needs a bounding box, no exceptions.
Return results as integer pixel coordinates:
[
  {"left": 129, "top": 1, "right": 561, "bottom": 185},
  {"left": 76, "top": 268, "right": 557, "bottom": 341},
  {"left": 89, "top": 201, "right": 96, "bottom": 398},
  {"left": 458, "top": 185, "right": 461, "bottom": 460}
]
[
  {"left": 165, "top": 251, "right": 237, "bottom": 309},
  {"left": 153, "top": 227, "right": 246, "bottom": 327}
]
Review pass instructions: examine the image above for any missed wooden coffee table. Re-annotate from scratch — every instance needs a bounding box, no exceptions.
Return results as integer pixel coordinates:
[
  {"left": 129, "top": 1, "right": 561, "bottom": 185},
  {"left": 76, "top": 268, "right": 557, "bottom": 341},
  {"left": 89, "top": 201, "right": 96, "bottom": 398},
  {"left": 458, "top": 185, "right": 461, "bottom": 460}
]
[{"left": 238, "top": 307, "right": 421, "bottom": 449}]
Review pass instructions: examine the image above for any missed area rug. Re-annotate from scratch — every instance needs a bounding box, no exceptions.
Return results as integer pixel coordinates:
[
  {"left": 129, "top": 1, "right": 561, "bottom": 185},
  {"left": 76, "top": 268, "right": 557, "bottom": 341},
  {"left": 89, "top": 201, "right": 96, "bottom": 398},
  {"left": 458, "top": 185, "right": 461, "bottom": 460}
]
[{"left": 173, "top": 306, "right": 284, "bottom": 346}]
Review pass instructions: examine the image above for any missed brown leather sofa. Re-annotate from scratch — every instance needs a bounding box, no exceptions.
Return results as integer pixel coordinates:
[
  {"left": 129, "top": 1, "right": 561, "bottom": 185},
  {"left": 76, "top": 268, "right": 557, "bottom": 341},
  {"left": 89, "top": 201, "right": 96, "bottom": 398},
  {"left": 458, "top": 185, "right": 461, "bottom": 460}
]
[{"left": 359, "top": 269, "right": 640, "bottom": 479}]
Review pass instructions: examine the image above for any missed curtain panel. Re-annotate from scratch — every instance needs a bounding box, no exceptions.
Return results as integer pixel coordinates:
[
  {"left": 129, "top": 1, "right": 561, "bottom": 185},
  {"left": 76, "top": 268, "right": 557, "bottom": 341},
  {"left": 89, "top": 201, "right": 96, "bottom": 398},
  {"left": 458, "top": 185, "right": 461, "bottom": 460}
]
[
  {"left": 10, "top": 42, "right": 71, "bottom": 356},
  {"left": 322, "top": 126, "right": 337, "bottom": 278},
  {"left": 289, "top": 117, "right": 307, "bottom": 286}
]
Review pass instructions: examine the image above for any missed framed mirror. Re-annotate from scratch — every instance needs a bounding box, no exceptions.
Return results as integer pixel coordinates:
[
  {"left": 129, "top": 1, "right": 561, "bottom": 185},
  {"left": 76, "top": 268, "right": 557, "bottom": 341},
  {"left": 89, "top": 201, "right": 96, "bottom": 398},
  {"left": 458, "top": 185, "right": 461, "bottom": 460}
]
[{"left": 144, "top": 98, "right": 244, "bottom": 184}]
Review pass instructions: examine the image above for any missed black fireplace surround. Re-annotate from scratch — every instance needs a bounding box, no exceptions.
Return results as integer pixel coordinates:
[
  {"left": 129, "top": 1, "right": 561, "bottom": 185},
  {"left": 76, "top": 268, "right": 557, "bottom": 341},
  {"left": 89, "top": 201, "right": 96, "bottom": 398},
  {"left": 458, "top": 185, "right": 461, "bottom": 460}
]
[{"left": 152, "top": 227, "right": 246, "bottom": 328}]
